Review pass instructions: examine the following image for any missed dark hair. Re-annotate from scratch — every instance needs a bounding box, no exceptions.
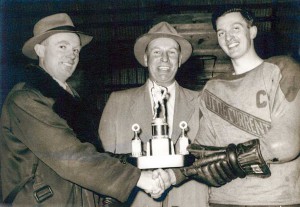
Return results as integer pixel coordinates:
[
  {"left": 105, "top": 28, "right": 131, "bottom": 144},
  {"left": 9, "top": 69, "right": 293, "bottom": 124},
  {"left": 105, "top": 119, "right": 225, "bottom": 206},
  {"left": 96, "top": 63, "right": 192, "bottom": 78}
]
[{"left": 211, "top": 5, "right": 255, "bottom": 31}]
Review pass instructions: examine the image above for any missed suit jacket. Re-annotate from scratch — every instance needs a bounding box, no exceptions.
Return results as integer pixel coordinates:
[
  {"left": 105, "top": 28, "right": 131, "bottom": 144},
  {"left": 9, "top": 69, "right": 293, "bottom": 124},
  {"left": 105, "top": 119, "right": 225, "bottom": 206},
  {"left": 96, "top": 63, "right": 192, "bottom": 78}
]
[
  {"left": 0, "top": 65, "right": 141, "bottom": 206},
  {"left": 99, "top": 80, "right": 209, "bottom": 207}
]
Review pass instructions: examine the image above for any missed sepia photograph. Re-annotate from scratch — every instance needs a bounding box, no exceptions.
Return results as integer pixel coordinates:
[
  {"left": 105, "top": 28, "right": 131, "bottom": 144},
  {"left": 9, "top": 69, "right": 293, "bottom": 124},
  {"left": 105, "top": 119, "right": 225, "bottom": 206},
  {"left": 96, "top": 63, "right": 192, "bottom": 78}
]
[{"left": 0, "top": 0, "right": 299, "bottom": 206}]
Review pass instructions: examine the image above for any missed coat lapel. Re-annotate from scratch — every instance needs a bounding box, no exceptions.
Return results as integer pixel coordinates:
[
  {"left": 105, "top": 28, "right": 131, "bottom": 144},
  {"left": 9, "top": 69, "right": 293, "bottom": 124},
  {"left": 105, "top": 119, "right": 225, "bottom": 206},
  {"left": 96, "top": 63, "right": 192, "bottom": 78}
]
[
  {"left": 129, "top": 83, "right": 153, "bottom": 144},
  {"left": 171, "top": 83, "right": 196, "bottom": 143}
]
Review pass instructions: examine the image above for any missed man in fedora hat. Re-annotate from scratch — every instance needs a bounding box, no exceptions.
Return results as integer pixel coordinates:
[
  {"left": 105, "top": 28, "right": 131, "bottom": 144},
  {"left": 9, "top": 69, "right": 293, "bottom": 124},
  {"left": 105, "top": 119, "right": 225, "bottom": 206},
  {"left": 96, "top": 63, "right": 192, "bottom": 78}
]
[
  {"left": 99, "top": 21, "right": 208, "bottom": 207},
  {"left": 0, "top": 13, "right": 167, "bottom": 206}
]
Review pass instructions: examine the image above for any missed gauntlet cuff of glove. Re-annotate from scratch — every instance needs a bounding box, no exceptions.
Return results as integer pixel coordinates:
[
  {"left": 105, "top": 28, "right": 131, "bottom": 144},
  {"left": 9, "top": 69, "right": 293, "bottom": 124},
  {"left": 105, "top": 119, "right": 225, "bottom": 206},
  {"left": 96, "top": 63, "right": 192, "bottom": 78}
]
[
  {"left": 233, "top": 139, "right": 271, "bottom": 178},
  {"left": 175, "top": 168, "right": 189, "bottom": 185}
]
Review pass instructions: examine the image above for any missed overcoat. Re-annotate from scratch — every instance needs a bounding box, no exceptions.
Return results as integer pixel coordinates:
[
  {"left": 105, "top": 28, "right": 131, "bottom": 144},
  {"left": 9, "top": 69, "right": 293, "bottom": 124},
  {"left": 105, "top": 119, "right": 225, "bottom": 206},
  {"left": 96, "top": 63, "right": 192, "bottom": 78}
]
[
  {"left": 0, "top": 65, "right": 141, "bottom": 206},
  {"left": 99, "top": 80, "right": 209, "bottom": 207}
]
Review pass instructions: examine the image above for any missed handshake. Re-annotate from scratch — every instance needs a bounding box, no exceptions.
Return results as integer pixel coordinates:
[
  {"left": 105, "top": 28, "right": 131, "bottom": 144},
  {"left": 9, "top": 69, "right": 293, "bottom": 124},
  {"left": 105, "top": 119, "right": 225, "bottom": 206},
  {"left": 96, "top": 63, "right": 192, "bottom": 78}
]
[
  {"left": 137, "top": 168, "right": 175, "bottom": 198},
  {"left": 105, "top": 153, "right": 175, "bottom": 198},
  {"left": 101, "top": 168, "right": 175, "bottom": 206}
]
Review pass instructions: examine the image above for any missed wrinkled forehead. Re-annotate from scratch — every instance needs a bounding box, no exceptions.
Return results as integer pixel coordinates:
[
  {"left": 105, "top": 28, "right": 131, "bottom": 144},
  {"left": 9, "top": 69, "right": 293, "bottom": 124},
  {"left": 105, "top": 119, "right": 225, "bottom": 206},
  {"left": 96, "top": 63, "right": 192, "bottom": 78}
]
[{"left": 147, "top": 37, "right": 180, "bottom": 50}]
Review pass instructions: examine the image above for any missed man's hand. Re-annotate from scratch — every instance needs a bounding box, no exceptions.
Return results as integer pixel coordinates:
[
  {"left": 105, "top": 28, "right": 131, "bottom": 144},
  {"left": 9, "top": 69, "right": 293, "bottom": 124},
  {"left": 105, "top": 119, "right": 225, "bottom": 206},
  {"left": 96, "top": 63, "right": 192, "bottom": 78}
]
[
  {"left": 137, "top": 170, "right": 165, "bottom": 198},
  {"left": 181, "top": 139, "right": 271, "bottom": 187},
  {"left": 152, "top": 169, "right": 176, "bottom": 191}
]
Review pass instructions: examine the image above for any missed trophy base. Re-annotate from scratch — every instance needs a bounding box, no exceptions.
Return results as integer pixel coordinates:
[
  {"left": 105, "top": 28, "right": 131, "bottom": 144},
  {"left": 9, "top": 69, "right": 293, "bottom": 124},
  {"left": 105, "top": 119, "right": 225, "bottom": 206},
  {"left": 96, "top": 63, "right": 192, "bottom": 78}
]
[{"left": 128, "top": 154, "right": 195, "bottom": 169}]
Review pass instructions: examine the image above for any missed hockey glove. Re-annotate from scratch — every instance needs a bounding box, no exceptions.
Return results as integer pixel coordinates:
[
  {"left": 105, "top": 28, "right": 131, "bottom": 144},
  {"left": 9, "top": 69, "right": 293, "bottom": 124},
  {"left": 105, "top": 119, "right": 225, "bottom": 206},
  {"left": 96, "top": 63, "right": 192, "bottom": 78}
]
[{"left": 180, "top": 139, "right": 271, "bottom": 187}]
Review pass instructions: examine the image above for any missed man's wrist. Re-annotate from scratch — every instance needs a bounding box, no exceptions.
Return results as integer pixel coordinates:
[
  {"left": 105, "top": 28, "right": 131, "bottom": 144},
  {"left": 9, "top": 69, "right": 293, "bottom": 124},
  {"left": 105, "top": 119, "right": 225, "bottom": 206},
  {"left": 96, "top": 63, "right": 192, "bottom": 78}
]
[
  {"left": 172, "top": 168, "right": 188, "bottom": 185},
  {"left": 136, "top": 171, "right": 148, "bottom": 189}
]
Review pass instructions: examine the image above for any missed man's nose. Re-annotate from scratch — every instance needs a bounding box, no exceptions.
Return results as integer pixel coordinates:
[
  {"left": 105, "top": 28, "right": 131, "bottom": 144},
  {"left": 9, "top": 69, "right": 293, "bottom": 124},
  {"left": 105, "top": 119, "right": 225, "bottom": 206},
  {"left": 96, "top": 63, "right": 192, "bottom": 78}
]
[
  {"left": 225, "top": 31, "right": 234, "bottom": 41},
  {"left": 160, "top": 51, "right": 169, "bottom": 62},
  {"left": 67, "top": 50, "right": 77, "bottom": 59}
]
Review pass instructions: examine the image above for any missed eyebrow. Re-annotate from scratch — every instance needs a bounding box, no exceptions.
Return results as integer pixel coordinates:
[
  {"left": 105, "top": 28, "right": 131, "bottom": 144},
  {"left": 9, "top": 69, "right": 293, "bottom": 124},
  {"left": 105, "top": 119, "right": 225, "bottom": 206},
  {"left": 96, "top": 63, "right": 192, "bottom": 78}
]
[{"left": 55, "top": 40, "right": 70, "bottom": 45}]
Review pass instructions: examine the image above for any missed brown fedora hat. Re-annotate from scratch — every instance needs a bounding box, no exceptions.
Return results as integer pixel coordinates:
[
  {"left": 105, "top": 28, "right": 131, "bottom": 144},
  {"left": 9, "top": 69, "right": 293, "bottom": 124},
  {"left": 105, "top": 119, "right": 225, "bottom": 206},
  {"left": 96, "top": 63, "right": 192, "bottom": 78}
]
[
  {"left": 22, "top": 13, "right": 93, "bottom": 59},
  {"left": 134, "top": 21, "right": 192, "bottom": 67}
]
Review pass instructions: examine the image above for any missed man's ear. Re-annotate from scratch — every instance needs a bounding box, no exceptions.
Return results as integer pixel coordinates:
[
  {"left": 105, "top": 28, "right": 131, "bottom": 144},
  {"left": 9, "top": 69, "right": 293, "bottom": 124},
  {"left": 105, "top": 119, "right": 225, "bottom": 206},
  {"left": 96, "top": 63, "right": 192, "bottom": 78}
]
[
  {"left": 179, "top": 55, "right": 182, "bottom": 67},
  {"left": 34, "top": 44, "right": 45, "bottom": 58},
  {"left": 250, "top": 26, "right": 258, "bottom": 39},
  {"left": 143, "top": 54, "right": 148, "bottom": 67}
]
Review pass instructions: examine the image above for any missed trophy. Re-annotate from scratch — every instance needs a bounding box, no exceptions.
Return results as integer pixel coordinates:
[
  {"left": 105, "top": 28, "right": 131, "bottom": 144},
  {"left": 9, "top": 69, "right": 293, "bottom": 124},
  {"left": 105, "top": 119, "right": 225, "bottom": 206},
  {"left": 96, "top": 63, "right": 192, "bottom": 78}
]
[{"left": 129, "top": 82, "right": 194, "bottom": 169}]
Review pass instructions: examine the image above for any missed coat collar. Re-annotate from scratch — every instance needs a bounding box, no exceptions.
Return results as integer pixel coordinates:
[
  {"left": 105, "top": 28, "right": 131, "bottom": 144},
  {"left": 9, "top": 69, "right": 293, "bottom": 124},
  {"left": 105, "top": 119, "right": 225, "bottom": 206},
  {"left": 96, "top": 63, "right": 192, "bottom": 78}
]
[
  {"left": 24, "top": 64, "right": 102, "bottom": 151},
  {"left": 24, "top": 64, "right": 75, "bottom": 100}
]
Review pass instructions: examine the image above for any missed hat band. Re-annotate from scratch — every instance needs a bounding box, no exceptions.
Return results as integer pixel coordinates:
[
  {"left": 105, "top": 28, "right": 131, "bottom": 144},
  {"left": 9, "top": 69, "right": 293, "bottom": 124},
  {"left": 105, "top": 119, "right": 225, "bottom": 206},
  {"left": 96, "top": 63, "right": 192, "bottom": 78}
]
[{"left": 46, "top": 25, "right": 77, "bottom": 32}]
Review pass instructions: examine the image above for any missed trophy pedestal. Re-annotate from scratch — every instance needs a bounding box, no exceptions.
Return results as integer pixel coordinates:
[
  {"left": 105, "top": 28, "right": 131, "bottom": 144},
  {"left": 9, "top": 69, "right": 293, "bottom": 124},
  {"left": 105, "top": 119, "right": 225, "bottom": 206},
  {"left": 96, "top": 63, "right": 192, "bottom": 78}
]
[{"left": 128, "top": 154, "right": 195, "bottom": 169}]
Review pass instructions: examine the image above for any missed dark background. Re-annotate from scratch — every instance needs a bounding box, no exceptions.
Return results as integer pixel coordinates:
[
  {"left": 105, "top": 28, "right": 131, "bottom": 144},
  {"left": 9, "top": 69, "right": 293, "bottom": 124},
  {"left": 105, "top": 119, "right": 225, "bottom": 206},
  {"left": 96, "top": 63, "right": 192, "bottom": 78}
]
[
  {"left": 0, "top": 0, "right": 299, "bottom": 202},
  {"left": 1, "top": 0, "right": 299, "bottom": 120}
]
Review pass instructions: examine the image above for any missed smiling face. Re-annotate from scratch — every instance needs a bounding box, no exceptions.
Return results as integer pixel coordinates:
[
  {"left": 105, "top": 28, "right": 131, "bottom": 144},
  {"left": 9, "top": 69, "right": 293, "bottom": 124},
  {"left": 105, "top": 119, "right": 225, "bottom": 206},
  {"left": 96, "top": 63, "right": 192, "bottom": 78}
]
[
  {"left": 35, "top": 32, "right": 81, "bottom": 83},
  {"left": 216, "top": 12, "right": 257, "bottom": 60},
  {"left": 144, "top": 37, "right": 182, "bottom": 87}
]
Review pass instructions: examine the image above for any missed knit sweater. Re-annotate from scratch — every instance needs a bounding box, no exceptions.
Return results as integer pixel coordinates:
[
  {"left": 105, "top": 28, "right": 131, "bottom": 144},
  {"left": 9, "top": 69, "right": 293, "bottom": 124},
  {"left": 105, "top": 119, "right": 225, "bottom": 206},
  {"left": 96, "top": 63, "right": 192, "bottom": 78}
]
[{"left": 196, "top": 58, "right": 300, "bottom": 205}]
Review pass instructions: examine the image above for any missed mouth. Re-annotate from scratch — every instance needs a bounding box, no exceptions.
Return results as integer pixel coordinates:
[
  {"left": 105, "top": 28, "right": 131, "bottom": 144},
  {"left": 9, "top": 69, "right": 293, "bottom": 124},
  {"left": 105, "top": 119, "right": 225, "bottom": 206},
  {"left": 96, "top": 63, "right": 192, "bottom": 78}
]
[
  {"left": 158, "top": 66, "right": 170, "bottom": 71},
  {"left": 62, "top": 62, "right": 73, "bottom": 67},
  {"left": 61, "top": 62, "right": 75, "bottom": 72},
  {"left": 228, "top": 42, "right": 239, "bottom": 49}
]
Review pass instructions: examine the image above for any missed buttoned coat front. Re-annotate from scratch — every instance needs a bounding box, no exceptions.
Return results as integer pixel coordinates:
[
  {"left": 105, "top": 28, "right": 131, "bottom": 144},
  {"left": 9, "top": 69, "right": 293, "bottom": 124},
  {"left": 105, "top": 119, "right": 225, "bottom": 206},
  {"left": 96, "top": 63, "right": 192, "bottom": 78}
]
[{"left": 99, "top": 81, "right": 209, "bottom": 207}]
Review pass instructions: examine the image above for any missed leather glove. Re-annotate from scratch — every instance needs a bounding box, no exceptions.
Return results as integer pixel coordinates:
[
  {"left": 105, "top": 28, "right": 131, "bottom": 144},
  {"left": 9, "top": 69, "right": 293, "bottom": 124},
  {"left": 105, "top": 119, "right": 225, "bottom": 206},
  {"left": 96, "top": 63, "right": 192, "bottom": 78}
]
[{"left": 180, "top": 139, "right": 271, "bottom": 187}]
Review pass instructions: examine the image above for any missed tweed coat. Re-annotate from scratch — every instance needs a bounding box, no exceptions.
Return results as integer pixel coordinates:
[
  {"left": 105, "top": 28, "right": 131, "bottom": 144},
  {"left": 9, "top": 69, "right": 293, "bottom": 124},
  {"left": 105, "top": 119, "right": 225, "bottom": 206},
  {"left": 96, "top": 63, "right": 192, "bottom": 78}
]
[
  {"left": 0, "top": 65, "right": 141, "bottom": 206},
  {"left": 99, "top": 80, "right": 209, "bottom": 207}
]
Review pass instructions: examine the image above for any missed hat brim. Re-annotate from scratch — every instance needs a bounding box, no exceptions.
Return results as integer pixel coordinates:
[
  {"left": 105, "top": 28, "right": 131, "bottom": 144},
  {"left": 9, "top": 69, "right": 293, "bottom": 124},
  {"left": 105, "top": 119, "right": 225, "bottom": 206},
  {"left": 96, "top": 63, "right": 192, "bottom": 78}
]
[
  {"left": 134, "top": 33, "right": 192, "bottom": 67},
  {"left": 22, "top": 30, "right": 93, "bottom": 59}
]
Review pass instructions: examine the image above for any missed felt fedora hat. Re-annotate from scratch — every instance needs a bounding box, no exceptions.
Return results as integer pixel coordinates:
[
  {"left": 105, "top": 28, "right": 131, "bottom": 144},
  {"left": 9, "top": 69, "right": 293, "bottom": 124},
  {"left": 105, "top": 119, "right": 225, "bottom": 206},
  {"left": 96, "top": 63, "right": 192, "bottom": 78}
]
[
  {"left": 22, "top": 13, "right": 93, "bottom": 59},
  {"left": 134, "top": 21, "right": 192, "bottom": 67}
]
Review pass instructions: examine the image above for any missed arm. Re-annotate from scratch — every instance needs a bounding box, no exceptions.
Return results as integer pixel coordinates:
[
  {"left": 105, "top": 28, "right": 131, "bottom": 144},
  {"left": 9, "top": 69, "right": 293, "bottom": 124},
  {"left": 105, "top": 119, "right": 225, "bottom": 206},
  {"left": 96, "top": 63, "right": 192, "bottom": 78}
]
[
  {"left": 262, "top": 55, "right": 300, "bottom": 162},
  {"left": 8, "top": 90, "right": 140, "bottom": 202}
]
